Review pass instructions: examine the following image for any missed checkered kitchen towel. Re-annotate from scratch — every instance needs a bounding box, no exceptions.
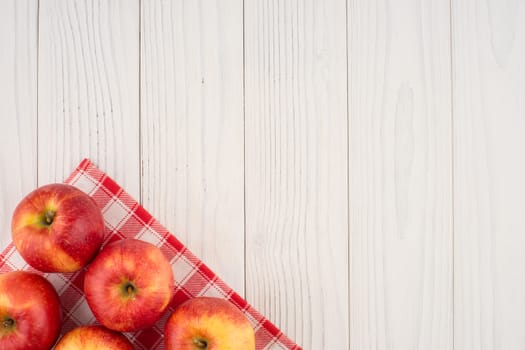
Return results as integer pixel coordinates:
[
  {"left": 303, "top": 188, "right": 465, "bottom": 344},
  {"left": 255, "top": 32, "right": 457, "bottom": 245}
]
[{"left": 0, "top": 159, "right": 301, "bottom": 350}]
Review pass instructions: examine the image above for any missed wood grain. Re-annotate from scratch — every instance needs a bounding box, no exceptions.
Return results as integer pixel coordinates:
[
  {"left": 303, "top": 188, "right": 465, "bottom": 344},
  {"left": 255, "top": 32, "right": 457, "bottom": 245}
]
[
  {"left": 37, "top": 0, "right": 140, "bottom": 198},
  {"left": 347, "top": 0, "right": 453, "bottom": 348},
  {"left": 0, "top": 0, "right": 38, "bottom": 250},
  {"left": 140, "top": 0, "right": 245, "bottom": 293},
  {"left": 452, "top": 0, "right": 525, "bottom": 348},
  {"left": 244, "top": 0, "right": 348, "bottom": 347}
]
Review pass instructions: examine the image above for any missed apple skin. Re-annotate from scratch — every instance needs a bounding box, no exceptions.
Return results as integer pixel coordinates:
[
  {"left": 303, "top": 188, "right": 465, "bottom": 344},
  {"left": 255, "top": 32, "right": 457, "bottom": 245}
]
[
  {"left": 164, "top": 297, "right": 255, "bottom": 350},
  {"left": 11, "top": 183, "right": 105, "bottom": 273},
  {"left": 54, "top": 325, "right": 134, "bottom": 350},
  {"left": 84, "top": 238, "right": 174, "bottom": 332},
  {"left": 0, "top": 271, "right": 62, "bottom": 350}
]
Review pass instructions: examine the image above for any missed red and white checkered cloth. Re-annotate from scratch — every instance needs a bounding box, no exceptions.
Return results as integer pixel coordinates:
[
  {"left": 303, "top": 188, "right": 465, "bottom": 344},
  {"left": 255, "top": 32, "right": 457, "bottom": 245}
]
[{"left": 0, "top": 159, "right": 301, "bottom": 350}]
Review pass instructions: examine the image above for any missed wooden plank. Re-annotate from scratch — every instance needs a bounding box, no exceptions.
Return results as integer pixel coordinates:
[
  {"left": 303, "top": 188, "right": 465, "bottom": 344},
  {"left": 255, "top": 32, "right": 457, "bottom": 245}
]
[
  {"left": 452, "top": 0, "right": 525, "bottom": 348},
  {"left": 140, "top": 0, "right": 245, "bottom": 293},
  {"left": 0, "top": 0, "right": 38, "bottom": 250},
  {"left": 347, "top": 0, "right": 453, "bottom": 348},
  {"left": 37, "top": 0, "right": 140, "bottom": 198},
  {"left": 244, "top": 0, "right": 348, "bottom": 347}
]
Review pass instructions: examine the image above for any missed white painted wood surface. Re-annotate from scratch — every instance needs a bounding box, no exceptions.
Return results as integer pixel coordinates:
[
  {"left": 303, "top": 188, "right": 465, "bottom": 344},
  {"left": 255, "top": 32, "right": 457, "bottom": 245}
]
[
  {"left": 0, "top": 0, "right": 38, "bottom": 252},
  {"left": 141, "top": 0, "right": 245, "bottom": 293},
  {"left": 453, "top": 0, "right": 525, "bottom": 348},
  {"left": 244, "top": 0, "right": 348, "bottom": 348},
  {"left": 348, "top": 0, "right": 453, "bottom": 349},
  {"left": 0, "top": 0, "right": 524, "bottom": 349},
  {"left": 38, "top": 0, "right": 140, "bottom": 198}
]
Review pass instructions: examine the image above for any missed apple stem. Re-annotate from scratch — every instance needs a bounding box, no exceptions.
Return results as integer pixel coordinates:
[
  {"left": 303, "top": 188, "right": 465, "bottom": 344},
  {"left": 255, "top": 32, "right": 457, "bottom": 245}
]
[
  {"left": 193, "top": 338, "right": 207, "bottom": 349},
  {"left": 44, "top": 210, "right": 56, "bottom": 225},
  {"left": 3, "top": 318, "right": 14, "bottom": 329},
  {"left": 121, "top": 281, "right": 137, "bottom": 299}
]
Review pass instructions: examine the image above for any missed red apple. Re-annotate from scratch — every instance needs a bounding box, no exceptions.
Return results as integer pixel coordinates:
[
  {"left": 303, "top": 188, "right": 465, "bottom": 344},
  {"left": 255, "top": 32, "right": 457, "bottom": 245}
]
[
  {"left": 164, "top": 297, "right": 255, "bottom": 350},
  {"left": 11, "top": 183, "right": 105, "bottom": 273},
  {"left": 84, "top": 238, "right": 174, "bottom": 332},
  {"left": 54, "top": 325, "right": 134, "bottom": 350},
  {"left": 0, "top": 271, "right": 61, "bottom": 350}
]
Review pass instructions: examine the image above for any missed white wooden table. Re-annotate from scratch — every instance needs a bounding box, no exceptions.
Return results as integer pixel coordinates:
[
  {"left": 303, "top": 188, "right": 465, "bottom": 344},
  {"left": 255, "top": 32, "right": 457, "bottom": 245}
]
[{"left": 1, "top": 1, "right": 524, "bottom": 349}]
